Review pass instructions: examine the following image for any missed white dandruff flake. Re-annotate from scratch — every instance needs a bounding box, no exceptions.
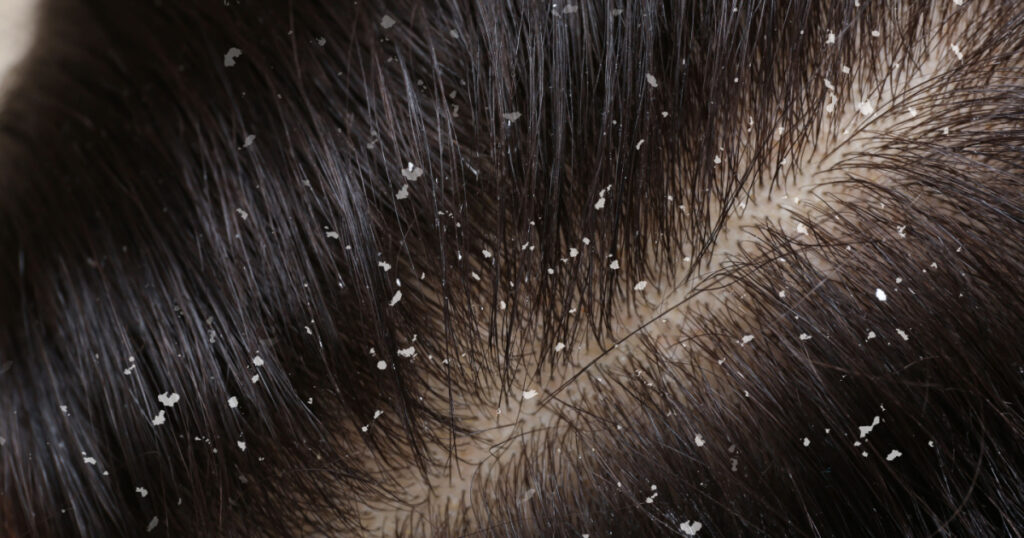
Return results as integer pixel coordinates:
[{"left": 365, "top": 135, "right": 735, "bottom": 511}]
[
  {"left": 253, "top": 356, "right": 265, "bottom": 367},
  {"left": 875, "top": 288, "right": 887, "bottom": 302},
  {"left": 502, "top": 111, "right": 522, "bottom": 123},
  {"left": 223, "top": 47, "right": 242, "bottom": 67},
  {"left": 953, "top": 0, "right": 965, "bottom": 4},
  {"left": 237, "top": 441, "right": 247, "bottom": 451},
  {"left": 146, "top": 517, "right": 159, "bottom": 532},
  {"left": 886, "top": 449, "right": 903, "bottom": 461},
  {"left": 871, "top": 29, "right": 880, "bottom": 37},
  {"left": 482, "top": 249, "right": 493, "bottom": 259},
  {"left": 799, "top": 333, "right": 812, "bottom": 341},
  {"left": 152, "top": 410, "right": 167, "bottom": 426},
  {"left": 594, "top": 196, "right": 606, "bottom": 210},
  {"left": 235, "top": 208, "right": 248, "bottom": 220},
  {"left": 896, "top": 328, "right": 910, "bottom": 341},
  {"left": 609, "top": 259, "right": 620, "bottom": 270},
  {"left": 633, "top": 280, "right": 648, "bottom": 291},
  {"left": 680, "top": 521, "right": 703, "bottom": 535},
  {"left": 857, "top": 101, "right": 875, "bottom": 116},
  {"left": 228, "top": 396, "right": 239, "bottom": 409},
  {"left": 740, "top": 334, "right": 754, "bottom": 345},
  {"left": 825, "top": 92, "right": 838, "bottom": 114},
  {"left": 522, "top": 389, "right": 538, "bottom": 400},
  {"left": 401, "top": 163, "right": 423, "bottom": 181},
  {"left": 694, "top": 434, "right": 706, "bottom": 447},
  {"left": 389, "top": 290, "right": 403, "bottom": 306},
  {"left": 376, "top": 360, "right": 388, "bottom": 370},
  {"left": 825, "top": 32, "right": 836, "bottom": 45},
  {"left": 83, "top": 455, "right": 97, "bottom": 465},
  {"left": 380, "top": 15, "right": 396, "bottom": 29},
  {"left": 136, "top": 487, "right": 149, "bottom": 498},
  {"left": 325, "top": 230, "right": 340, "bottom": 239},
  {"left": 635, "top": 139, "right": 645, "bottom": 150},
  {"left": 242, "top": 134, "right": 255, "bottom": 148},
  {"left": 554, "top": 342, "right": 567, "bottom": 352},
  {"left": 569, "top": 247, "right": 579, "bottom": 258},
  {"left": 859, "top": 416, "right": 881, "bottom": 438},
  {"left": 397, "top": 346, "right": 416, "bottom": 358},
  {"left": 867, "top": 330, "right": 877, "bottom": 340},
  {"left": 951, "top": 43, "right": 964, "bottom": 60},
  {"left": 157, "top": 392, "right": 180, "bottom": 408},
  {"left": 802, "top": 437, "right": 811, "bottom": 447},
  {"left": 645, "top": 73, "right": 658, "bottom": 88},
  {"left": 395, "top": 184, "right": 410, "bottom": 200}
]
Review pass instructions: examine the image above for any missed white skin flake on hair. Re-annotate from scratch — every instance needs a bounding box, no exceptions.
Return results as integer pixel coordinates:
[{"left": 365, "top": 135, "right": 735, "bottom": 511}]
[
  {"left": 223, "top": 47, "right": 242, "bottom": 67},
  {"left": 157, "top": 392, "right": 180, "bottom": 408},
  {"left": 859, "top": 416, "right": 881, "bottom": 438},
  {"left": 679, "top": 520, "right": 703, "bottom": 535}
]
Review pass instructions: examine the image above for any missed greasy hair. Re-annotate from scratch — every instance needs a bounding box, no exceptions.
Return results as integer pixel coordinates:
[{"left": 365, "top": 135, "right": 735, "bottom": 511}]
[{"left": 2, "top": 0, "right": 1024, "bottom": 536}]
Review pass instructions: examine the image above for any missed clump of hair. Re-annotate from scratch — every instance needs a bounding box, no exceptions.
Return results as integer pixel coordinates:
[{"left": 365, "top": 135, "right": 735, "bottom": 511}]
[{"left": 2, "top": 0, "right": 1024, "bottom": 536}]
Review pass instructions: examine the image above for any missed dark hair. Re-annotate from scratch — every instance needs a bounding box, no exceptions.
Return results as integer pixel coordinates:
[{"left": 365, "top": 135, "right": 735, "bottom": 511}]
[{"left": 2, "top": 0, "right": 1024, "bottom": 536}]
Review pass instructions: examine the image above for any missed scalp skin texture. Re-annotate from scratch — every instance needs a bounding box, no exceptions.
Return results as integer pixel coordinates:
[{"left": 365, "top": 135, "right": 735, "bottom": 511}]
[{"left": 2, "top": 1, "right": 1024, "bottom": 537}]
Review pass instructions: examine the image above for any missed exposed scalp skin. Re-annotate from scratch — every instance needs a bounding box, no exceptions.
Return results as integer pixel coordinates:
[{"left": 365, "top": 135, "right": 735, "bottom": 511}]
[{"left": 1, "top": 0, "right": 1024, "bottom": 536}]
